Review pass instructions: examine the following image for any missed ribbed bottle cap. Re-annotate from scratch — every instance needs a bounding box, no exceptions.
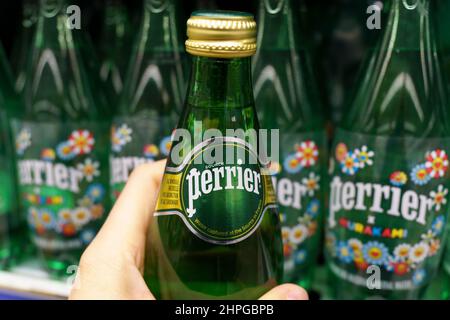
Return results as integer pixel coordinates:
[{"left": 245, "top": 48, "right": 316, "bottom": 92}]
[{"left": 186, "top": 10, "right": 257, "bottom": 58}]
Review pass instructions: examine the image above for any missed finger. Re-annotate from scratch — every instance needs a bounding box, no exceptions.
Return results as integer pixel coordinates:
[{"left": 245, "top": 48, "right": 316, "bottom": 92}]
[
  {"left": 258, "top": 284, "right": 309, "bottom": 300},
  {"left": 94, "top": 160, "right": 166, "bottom": 248}
]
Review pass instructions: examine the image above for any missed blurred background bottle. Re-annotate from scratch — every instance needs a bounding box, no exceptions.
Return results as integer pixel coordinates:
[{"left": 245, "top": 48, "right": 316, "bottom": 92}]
[
  {"left": 12, "top": 0, "right": 110, "bottom": 276},
  {"left": 109, "top": 0, "right": 187, "bottom": 201},
  {"left": 327, "top": 0, "right": 450, "bottom": 299},
  {"left": 0, "top": 43, "right": 22, "bottom": 269},
  {"left": 97, "top": 0, "right": 132, "bottom": 108},
  {"left": 253, "top": 0, "right": 326, "bottom": 290},
  {"left": 10, "top": 0, "right": 38, "bottom": 94},
  {"left": 300, "top": 0, "right": 385, "bottom": 133}
]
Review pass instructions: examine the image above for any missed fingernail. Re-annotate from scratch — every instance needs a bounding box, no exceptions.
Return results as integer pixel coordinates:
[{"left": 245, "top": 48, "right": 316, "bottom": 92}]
[{"left": 286, "top": 288, "right": 305, "bottom": 300}]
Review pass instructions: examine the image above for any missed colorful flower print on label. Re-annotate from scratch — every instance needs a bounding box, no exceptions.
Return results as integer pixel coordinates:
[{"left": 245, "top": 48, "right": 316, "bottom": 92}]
[
  {"left": 155, "top": 136, "right": 277, "bottom": 245},
  {"left": 272, "top": 131, "right": 326, "bottom": 281},
  {"left": 326, "top": 128, "right": 450, "bottom": 291},
  {"left": 110, "top": 116, "right": 175, "bottom": 201},
  {"left": 12, "top": 120, "right": 110, "bottom": 252}
]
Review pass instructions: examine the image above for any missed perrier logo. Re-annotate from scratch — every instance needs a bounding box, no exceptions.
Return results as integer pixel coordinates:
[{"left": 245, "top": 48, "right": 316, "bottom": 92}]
[{"left": 155, "top": 136, "right": 277, "bottom": 245}]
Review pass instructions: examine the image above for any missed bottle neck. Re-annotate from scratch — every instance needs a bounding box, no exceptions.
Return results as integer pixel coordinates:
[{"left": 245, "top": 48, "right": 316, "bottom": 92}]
[
  {"left": 35, "top": 0, "right": 76, "bottom": 50},
  {"left": 187, "top": 56, "right": 254, "bottom": 109},
  {"left": 138, "top": 0, "right": 183, "bottom": 53},
  {"left": 384, "top": 0, "right": 432, "bottom": 51},
  {"left": 256, "top": 0, "right": 301, "bottom": 51}
]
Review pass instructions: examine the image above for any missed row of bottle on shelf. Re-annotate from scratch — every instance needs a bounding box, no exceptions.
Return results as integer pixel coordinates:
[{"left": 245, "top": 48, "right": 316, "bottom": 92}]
[{"left": 0, "top": 0, "right": 450, "bottom": 299}]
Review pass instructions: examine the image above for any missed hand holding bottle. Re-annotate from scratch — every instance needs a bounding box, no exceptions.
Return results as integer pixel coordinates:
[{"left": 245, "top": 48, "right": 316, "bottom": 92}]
[{"left": 69, "top": 161, "right": 308, "bottom": 300}]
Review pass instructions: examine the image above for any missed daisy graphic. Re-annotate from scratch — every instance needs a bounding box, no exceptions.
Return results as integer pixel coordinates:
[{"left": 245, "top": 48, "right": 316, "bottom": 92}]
[
  {"left": 283, "top": 154, "right": 302, "bottom": 174},
  {"left": 295, "top": 141, "right": 319, "bottom": 167},
  {"left": 389, "top": 171, "right": 407, "bottom": 187},
  {"left": 41, "top": 148, "right": 56, "bottom": 162},
  {"left": 81, "top": 229, "right": 96, "bottom": 245},
  {"left": 143, "top": 144, "right": 159, "bottom": 159},
  {"left": 117, "top": 124, "right": 132, "bottom": 143},
  {"left": 111, "top": 126, "right": 126, "bottom": 153},
  {"left": 429, "top": 185, "right": 448, "bottom": 211},
  {"left": 86, "top": 184, "right": 105, "bottom": 202},
  {"left": 69, "top": 130, "right": 95, "bottom": 155},
  {"left": 305, "top": 199, "right": 320, "bottom": 218},
  {"left": 160, "top": 135, "right": 173, "bottom": 156},
  {"left": 77, "top": 196, "right": 93, "bottom": 208},
  {"left": 281, "top": 227, "right": 290, "bottom": 243},
  {"left": 354, "top": 255, "right": 369, "bottom": 269},
  {"left": 289, "top": 225, "right": 308, "bottom": 245},
  {"left": 412, "top": 269, "right": 426, "bottom": 286},
  {"left": 425, "top": 149, "right": 449, "bottom": 178},
  {"left": 340, "top": 151, "right": 360, "bottom": 175},
  {"left": 56, "top": 141, "right": 76, "bottom": 160},
  {"left": 302, "top": 173, "right": 320, "bottom": 196},
  {"left": 362, "top": 241, "right": 389, "bottom": 266},
  {"left": 90, "top": 205, "right": 105, "bottom": 219},
  {"left": 428, "top": 239, "right": 441, "bottom": 257},
  {"left": 410, "top": 164, "right": 431, "bottom": 186},
  {"left": 294, "top": 250, "right": 307, "bottom": 264},
  {"left": 393, "top": 243, "right": 411, "bottom": 260},
  {"left": 409, "top": 242, "right": 429, "bottom": 263},
  {"left": 421, "top": 230, "right": 436, "bottom": 242},
  {"left": 16, "top": 128, "right": 32, "bottom": 155},
  {"left": 77, "top": 158, "right": 100, "bottom": 182},
  {"left": 40, "top": 209, "right": 55, "bottom": 230},
  {"left": 58, "top": 209, "right": 73, "bottom": 223},
  {"left": 388, "top": 258, "right": 410, "bottom": 276},
  {"left": 335, "top": 143, "right": 348, "bottom": 162},
  {"left": 348, "top": 238, "right": 363, "bottom": 253},
  {"left": 72, "top": 207, "right": 91, "bottom": 227},
  {"left": 354, "top": 145, "right": 374, "bottom": 168},
  {"left": 60, "top": 223, "right": 77, "bottom": 237},
  {"left": 432, "top": 215, "right": 445, "bottom": 235},
  {"left": 336, "top": 241, "right": 354, "bottom": 264}
]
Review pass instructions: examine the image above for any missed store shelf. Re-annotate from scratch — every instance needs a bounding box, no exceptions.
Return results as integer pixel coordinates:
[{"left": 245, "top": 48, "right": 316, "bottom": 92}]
[{"left": 0, "top": 260, "right": 71, "bottom": 300}]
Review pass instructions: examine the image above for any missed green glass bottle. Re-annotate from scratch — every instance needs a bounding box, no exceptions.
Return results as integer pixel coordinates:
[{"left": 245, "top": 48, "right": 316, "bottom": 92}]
[
  {"left": 252, "top": 0, "right": 326, "bottom": 290},
  {"left": 326, "top": 0, "right": 450, "bottom": 299},
  {"left": 10, "top": 0, "right": 38, "bottom": 94},
  {"left": 98, "top": 0, "right": 132, "bottom": 104},
  {"left": 0, "top": 43, "right": 21, "bottom": 269},
  {"left": 144, "top": 11, "right": 283, "bottom": 299},
  {"left": 110, "top": 0, "right": 187, "bottom": 202},
  {"left": 12, "top": 0, "right": 110, "bottom": 276}
]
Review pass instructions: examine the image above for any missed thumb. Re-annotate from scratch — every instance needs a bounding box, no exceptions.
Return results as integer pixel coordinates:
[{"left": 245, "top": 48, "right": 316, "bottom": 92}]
[{"left": 259, "top": 284, "right": 309, "bottom": 300}]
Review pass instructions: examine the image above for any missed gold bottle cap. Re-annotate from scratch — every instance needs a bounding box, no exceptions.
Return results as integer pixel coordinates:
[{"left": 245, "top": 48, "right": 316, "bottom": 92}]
[{"left": 186, "top": 11, "right": 257, "bottom": 58}]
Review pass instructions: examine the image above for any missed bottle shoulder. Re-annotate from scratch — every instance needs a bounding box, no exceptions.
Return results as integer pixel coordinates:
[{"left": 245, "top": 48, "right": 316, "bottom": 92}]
[
  {"left": 23, "top": 45, "right": 104, "bottom": 120},
  {"left": 343, "top": 49, "right": 450, "bottom": 137},
  {"left": 117, "top": 51, "right": 187, "bottom": 116},
  {"left": 253, "top": 49, "right": 325, "bottom": 131}
]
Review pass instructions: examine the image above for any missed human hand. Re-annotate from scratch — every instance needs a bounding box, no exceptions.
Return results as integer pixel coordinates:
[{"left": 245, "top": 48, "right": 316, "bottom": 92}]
[{"left": 69, "top": 160, "right": 308, "bottom": 300}]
